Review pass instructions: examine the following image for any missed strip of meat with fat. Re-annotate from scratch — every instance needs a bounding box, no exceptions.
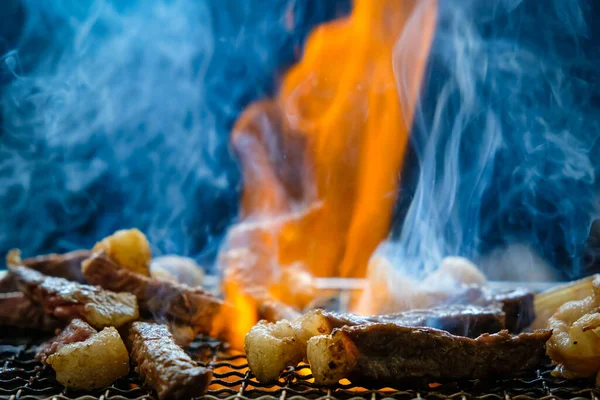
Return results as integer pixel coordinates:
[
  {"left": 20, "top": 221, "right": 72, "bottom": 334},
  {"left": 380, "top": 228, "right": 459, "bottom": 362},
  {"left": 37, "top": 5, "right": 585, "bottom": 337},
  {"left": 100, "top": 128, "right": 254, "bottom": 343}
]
[
  {"left": 245, "top": 304, "right": 506, "bottom": 383},
  {"left": 307, "top": 324, "right": 551, "bottom": 386},
  {"left": 9, "top": 265, "right": 138, "bottom": 329},
  {"left": 82, "top": 252, "right": 224, "bottom": 339},
  {"left": 126, "top": 321, "right": 213, "bottom": 400},
  {"left": 0, "top": 292, "right": 59, "bottom": 332}
]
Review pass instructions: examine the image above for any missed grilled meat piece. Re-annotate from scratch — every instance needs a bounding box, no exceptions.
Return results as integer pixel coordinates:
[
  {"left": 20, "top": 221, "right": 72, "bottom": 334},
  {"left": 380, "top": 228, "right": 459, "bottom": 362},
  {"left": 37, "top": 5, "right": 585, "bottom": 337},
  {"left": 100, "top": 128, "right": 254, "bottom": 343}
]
[
  {"left": 167, "top": 322, "right": 196, "bottom": 348},
  {"left": 0, "top": 274, "right": 17, "bottom": 292},
  {"left": 448, "top": 286, "right": 535, "bottom": 333},
  {"left": 126, "top": 321, "right": 213, "bottom": 400},
  {"left": 0, "top": 292, "right": 59, "bottom": 332},
  {"left": 483, "top": 288, "right": 535, "bottom": 334},
  {"left": 10, "top": 265, "right": 139, "bottom": 328},
  {"left": 246, "top": 305, "right": 506, "bottom": 382},
  {"left": 82, "top": 252, "right": 223, "bottom": 336},
  {"left": 307, "top": 325, "right": 552, "bottom": 386},
  {"left": 373, "top": 304, "right": 505, "bottom": 337},
  {"left": 37, "top": 319, "right": 97, "bottom": 363},
  {"left": 7, "top": 249, "right": 90, "bottom": 283}
]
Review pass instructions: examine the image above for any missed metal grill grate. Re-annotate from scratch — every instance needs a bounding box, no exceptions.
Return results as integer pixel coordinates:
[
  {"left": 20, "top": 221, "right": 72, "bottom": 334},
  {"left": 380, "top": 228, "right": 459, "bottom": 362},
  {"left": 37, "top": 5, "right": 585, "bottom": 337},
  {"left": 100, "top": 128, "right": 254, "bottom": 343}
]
[{"left": 1, "top": 333, "right": 600, "bottom": 400}]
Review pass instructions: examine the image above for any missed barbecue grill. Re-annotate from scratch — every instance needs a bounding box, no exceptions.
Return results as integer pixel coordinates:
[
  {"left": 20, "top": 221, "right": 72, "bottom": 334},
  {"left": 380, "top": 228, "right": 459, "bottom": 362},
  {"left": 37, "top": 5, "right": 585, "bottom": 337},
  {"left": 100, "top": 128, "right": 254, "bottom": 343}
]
[
  {"left": 1, "top": 279, "right": 597, "bottom": 400},
  {"left": 1, "top": 332, "right": 599, "bottom": 400}
]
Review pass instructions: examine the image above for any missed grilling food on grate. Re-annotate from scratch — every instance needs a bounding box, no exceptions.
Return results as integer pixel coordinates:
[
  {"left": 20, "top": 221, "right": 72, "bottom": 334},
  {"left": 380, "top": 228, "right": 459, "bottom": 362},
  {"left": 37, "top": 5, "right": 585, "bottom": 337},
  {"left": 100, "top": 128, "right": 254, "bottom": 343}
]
[
  {"left": 82, "top": 252, "right": 224, "bottom": 343},
  {"left": 92, "top": 228, "right": 152, "bottom": 276},
  {"left": 37, "top": 318, "right": 97, "bottom": 363},
  {"left": 9, "top": 264, "right": 139, "bottom": 329},
  {"left": 546, "top": 275, "right": 600, "bottom": 384},
  {"left": 0, "top": 292, "right": 59, "bottom": 332},
  {"left": 47, "top": 326, "right": 130, "bottom": 390},
  {"left": 307, "top": 325, "right": 552, "bottom": 386},
  {"left": 126, "top": 321, "right": 213, "bottom": 400},
  {"left": 246, "top": 304, "right": 508, "bottom": 382},
  {"left": 7, "top": 248, "right": 90, "bottom": 283}
]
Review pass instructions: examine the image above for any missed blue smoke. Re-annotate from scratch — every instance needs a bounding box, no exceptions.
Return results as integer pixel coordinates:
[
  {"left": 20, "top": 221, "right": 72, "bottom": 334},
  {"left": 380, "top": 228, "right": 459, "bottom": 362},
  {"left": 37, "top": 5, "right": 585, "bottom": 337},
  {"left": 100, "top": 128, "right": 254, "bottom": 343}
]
[
  {"left": 1, "top": 0, "right": 599, "bottom": 280},
  {"left": 0, "top": 0, "right": 349, "bottom": 269},
  {"left": 391, "top": 0, "right": 600, "bottom": 280}
]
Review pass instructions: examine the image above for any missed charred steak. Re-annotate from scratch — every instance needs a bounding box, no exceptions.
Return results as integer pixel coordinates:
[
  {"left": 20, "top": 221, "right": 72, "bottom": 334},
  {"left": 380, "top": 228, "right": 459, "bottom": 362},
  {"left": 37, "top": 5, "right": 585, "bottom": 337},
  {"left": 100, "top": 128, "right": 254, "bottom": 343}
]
[
  {"left": 245, "top": 304, "right": 507, "bottom": 383},
  {"left": 10, "top": 265, "right": 138, "bottom": 328},
  {"left": 82, "top": 252, "right": 223, "bottom": 336},
  {"left": 307, "top": 324, "right": 552, "bottom": 386},
  {"left": 126, "top": 321, "right": 213, "bottom": 400},
  {"left": 0, "top": 292, "right": 59, "bottom": 332}
]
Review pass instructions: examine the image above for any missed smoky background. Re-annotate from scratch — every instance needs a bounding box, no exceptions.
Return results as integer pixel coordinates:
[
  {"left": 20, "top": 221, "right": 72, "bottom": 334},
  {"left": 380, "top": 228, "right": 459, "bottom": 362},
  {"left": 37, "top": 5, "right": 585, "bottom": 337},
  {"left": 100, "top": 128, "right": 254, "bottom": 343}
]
[{"left": 1, "top": 0, "right": 600, "bottom": 280}]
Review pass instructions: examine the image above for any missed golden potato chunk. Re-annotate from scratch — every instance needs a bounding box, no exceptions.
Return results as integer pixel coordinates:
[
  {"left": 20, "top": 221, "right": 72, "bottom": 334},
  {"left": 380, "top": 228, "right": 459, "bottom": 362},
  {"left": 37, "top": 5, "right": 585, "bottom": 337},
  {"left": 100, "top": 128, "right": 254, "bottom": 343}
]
[
  {"left": 93, "top": 229, "right": 151, "bottom": 276},
  {"left": 47, "top": 327, "right": 130, "bottom": 389}
]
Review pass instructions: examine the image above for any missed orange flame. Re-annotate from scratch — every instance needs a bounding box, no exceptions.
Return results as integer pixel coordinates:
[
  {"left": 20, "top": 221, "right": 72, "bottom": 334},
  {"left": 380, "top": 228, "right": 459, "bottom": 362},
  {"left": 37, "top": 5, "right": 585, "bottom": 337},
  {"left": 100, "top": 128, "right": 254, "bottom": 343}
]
[{"left": 221, "top": 0, "right": 437, "bottom": 346}]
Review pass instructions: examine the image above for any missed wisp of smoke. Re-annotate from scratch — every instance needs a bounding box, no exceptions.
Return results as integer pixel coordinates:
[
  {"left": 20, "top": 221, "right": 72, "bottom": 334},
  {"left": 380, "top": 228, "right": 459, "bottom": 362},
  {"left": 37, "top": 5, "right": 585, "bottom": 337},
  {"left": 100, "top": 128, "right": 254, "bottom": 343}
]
[
  {"left": 0, "top": 0, "right": 348, "bottom": 268},
  {"left": 389, "top": 0, "right": 600, "bottom": 280}
]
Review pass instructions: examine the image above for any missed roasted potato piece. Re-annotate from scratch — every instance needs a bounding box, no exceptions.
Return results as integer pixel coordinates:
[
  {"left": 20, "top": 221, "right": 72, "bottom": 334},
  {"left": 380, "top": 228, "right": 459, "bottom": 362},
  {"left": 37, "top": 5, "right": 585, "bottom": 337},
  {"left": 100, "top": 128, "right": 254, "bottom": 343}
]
[
  {"left": 244, "top": 320, "right": 306, "bottom": 383},
  {"left": 93, "top": 229, "right": 151, "bottom": 276},
  {"left": 244, "top": 310, "right": 333, "bottom": 382},
  {"left": 47, "top": 327, "right": 129, "bottom": 389}
]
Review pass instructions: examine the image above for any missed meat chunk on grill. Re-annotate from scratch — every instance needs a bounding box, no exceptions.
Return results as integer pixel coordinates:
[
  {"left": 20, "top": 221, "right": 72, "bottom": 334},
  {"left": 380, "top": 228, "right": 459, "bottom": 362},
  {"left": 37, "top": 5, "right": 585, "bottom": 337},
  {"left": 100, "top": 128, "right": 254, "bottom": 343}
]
[
  {"left": 0, "top": 292, "right": 59, "bottom": 332},
  {"left": 246, "top": 304, "right": 506, "bottom": 383},
  {"left": 126, "top": 321, "right": 213, "bottom": 400},
  {"left": 483, "top": 288, "right": 535, "bottom": 334},
  {"left": 82, "top": 252, "right": 223, "bottom": 337},
  {"left": 10, "top": 265, "right": 138, "bottom": 329},
  {"left": 307, "top": 324, "right": 552, "bottom": 386},
  {"left": 373, "top": 304, "right": 505, "bottom": 337},
  {"left": 7, "top": 249, "right": 90, "bottom": 283},
  {"left": 37, "top": 319, "right": 97, "bottom": 364},
  {"left": 448, "top": 286, "right": 535, "bottom": 333}
]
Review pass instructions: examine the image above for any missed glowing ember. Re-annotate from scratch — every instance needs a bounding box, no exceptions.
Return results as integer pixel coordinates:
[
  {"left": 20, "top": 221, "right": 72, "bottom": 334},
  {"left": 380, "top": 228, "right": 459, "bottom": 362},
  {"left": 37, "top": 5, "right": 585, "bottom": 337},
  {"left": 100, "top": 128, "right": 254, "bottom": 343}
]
[{"left": 220, "top": 0, "right": 437, "bottom": 345}]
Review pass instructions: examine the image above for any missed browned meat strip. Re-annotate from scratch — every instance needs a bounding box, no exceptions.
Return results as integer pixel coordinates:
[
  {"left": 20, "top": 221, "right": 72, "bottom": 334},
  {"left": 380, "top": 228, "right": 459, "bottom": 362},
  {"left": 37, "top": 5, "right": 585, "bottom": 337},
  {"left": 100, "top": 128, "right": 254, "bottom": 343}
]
[
  {"left": 7, "top": 249, "right": 90, "bottom": 283},
  {"left": 167, "top": 322, "right": 196, "bottom": 348},
  {"left": 0, "top": 292, "right": 59, "bottom": 332},
  {"left": 447, "top": 286, "right": 535, "bottom": 333},
  {"left": 483, "top": 288, "right": 535, "bottom": 334},
  {"left": 37, "top": 319, "right": 97, "bottom": 363},
  {"left": 0, "top": 274, "right": 17, "bottom": 292},
  {"left": 10, "top": 265, "right": 138, "bottom": 328},
  {"left": 307, "top": 325, "right": 551, "bottom": 386},
  {"left": 82, "top": 252, "right": 223, "bottom": 336},
  {"left": 370, "top": 304, "right": 505, "bottom": 338},
  {"left": 126, "top": 321, "right": 213, "bottom": 400},
  {"left": 245, "top": 305, "right": 506, "bottom": 382}
]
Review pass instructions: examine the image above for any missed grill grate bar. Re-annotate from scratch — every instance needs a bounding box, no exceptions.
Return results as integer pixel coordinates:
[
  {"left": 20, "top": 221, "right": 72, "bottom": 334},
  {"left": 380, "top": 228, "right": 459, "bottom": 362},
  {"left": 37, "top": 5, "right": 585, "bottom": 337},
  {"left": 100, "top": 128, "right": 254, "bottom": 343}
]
[{"left": 1, "top": 334, "right": 600, "bottom": 400}]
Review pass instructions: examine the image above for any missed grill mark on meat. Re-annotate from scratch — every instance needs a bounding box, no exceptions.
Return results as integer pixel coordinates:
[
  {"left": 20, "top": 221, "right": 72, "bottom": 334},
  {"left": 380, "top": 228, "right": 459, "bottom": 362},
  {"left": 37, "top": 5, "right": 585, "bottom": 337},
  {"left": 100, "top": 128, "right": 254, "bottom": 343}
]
[
  {"left": 82, "top": 252, "right": 223, "bottom": 336},
  {"left": 0, "top": 292, "right": 59, "bottom": 332},
  {"left": 9, "top": 265, "right": 139, "bottom": 328},
  {"left": 307, "top": 324, "right": 552, "bottom": 386},
  {"left": 37, "top": 319, "right": 97, "bottom": 364},
  {"left": 126, "top": 321, "right": 212, "bottom": 400}
]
